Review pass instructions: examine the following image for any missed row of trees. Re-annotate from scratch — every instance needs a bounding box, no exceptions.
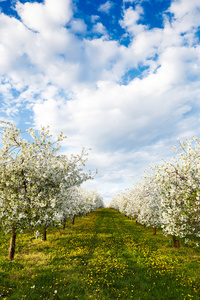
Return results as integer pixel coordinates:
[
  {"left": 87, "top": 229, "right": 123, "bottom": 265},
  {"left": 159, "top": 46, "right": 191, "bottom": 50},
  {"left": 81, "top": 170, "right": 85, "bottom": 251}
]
[
  {"left": 109, "top": 137, "right": 200, "bottom": 247},
  {"left": 58, "top": 186, "right": 104, "bottom": 228},
  {"left": 0, "top": 122, "right": 103, "bottom": 260}
]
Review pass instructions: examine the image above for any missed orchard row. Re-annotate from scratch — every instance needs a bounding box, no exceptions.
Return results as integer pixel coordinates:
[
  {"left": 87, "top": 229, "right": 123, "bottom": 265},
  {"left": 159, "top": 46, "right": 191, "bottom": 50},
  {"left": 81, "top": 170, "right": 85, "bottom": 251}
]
[
  {"left": 0, "top": 121, "right": 103, "bottom": 260},
  {"left": 109, "top": 137, "right": 200, "bottom": 247}
]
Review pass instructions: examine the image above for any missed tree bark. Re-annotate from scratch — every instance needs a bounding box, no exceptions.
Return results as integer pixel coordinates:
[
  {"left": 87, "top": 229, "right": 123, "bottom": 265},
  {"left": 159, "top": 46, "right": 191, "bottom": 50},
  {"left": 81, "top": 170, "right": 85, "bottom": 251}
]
[
  {"left": 153, "top": 227, "right": 156, "bottom": 235},
  {"left": 173, "top": 236, "right": 180, "bottom": 248},
  {"left": 43, "top": 227, "right": 47, "bottom": 241},
  {"left": 8, "top": 227, "right": 17, "bottom": 261},
  {"left": 63, "top": 222, "right": 66, "bottom": 230},
  {"left": 72, "top": 216, "right": 75, "bottom": 225}
]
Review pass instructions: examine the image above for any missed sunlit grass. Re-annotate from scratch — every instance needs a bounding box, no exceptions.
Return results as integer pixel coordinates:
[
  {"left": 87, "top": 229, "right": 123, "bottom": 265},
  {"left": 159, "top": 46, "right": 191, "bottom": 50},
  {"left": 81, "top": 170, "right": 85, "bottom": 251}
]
[{"left": 0, "top": 209, "right": 199, "bottom": 299}]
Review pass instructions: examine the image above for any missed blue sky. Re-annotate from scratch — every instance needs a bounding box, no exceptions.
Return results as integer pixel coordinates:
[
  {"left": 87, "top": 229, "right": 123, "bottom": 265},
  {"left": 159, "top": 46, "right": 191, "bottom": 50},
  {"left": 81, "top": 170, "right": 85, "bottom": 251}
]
[{"left": 0, "top": 0, "right": 200, "bottom": 204}]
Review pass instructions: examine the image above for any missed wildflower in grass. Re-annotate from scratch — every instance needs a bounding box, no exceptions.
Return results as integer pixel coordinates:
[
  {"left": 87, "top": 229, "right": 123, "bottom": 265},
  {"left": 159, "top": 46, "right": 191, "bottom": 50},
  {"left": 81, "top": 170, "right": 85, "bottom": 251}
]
[{"left": 34, "top": 230, "right": 40, "bottom": 239}]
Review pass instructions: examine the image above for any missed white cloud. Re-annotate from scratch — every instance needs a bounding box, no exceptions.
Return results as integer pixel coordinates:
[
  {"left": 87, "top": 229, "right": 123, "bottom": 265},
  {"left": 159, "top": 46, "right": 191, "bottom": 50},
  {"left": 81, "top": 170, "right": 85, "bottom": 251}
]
[
  {"left": 92, "top": 22, "right": 107, "bottom": 35},
  {"left": 98, "top": 1, "right": 114, "bottom": 14},
  {"left": 119, "top": 5, "right": 147, "bottom": 36},
  {"left": 0, "top": 14, "right": 31, "bottom": 74},
  {"left": 91, "top": 15, "right": 100, "bottom": 23},
  {"left": 169, "top": 0, "right": 200, "bottom": 19},
  {"left": 32, "top": 45, "right": 200, "bottom": 152},
  {"left": 70, "top": 19, "right": 87, "bottom": 33},
  {"left": 16, "top": 0, "right": 73, "bottom": 31},
  {"left": 123, "top": 0, "right": 135, "bottom": 3},
  {"left": 5, "top": 107, "right": 19, "bottom": 117}
]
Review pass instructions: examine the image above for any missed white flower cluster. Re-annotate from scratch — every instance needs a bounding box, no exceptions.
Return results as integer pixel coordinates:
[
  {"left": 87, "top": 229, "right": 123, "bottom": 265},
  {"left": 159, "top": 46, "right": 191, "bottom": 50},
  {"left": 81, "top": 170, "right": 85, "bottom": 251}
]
[
  {"left": 0, "top": 121, "right": 102, "bottom": 235},
  {"left": 109, "top": 137, "right": 200, "bottom": 240},
  {"left": 55, "top": 186, "right": 104, "bottom": 227}
]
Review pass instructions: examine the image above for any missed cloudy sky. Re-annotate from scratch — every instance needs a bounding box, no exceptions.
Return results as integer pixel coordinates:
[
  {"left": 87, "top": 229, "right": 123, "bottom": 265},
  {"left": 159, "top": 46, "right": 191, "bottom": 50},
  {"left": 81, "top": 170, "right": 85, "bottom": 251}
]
[{"left": 0, "top": 0, "right": 200, "bottom": 204}]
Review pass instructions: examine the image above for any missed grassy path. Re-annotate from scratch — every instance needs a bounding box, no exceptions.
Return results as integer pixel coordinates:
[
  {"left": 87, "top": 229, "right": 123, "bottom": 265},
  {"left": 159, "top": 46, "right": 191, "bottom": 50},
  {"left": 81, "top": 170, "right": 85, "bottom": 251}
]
[{"left": 0, "top": 208, "right": 199, "bottom": 299}]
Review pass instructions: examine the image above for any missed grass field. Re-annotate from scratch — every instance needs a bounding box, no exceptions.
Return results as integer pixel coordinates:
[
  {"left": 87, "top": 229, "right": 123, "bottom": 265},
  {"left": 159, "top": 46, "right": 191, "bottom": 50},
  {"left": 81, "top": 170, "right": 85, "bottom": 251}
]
[{"left": 0, "top": 208, "right": 200, "bottom": 300}]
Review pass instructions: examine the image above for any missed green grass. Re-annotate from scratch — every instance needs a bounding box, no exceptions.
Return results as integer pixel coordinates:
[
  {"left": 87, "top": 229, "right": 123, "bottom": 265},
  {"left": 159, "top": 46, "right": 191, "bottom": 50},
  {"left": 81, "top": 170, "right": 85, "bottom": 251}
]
[{"left": 0, "top": 208, "right": 200, "bottom": 299}]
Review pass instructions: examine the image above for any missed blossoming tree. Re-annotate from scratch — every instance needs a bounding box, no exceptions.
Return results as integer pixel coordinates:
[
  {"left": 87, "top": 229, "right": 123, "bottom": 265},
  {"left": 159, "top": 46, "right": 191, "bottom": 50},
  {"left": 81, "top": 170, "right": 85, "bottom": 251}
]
[
  {"left": 153, "top": 137, "right": 200, "bottom": 245},
  {"left": 0, "top": 121, "right": 92, "bottom": 260},
  {"left": 109, "top": 137, "right": 200, "bottom": 247}
]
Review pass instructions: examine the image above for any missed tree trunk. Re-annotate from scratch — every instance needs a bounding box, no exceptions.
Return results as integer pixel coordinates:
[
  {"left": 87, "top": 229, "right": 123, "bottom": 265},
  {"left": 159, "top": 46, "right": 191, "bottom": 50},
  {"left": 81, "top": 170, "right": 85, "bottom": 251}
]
[
  {"left": 143, "top": 224, "right": 146, "bottom": 228},
  {"left": 8, "top": 227, "right": 17, "bottom": 261},
  {"left": 43, "top": 227, "right": 47, "bottom": 241},
  {"left": 153, "top": 227, "right": 156, "bottom": 235},
  {"left": 72, "top": 216, "right": 75, "bottom": 225},
  {"left": 63, "top": 222, "right": 66, "bottom": 230},
  {"left": 173, "top": 236, "right": 180, "bottom": 248}
]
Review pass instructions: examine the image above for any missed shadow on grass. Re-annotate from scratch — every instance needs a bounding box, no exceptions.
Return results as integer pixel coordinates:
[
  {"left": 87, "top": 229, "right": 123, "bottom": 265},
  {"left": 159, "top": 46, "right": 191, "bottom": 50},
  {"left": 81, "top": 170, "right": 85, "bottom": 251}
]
[{"left": 0, "top": 208, "right": 199, "bottom": 300}]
